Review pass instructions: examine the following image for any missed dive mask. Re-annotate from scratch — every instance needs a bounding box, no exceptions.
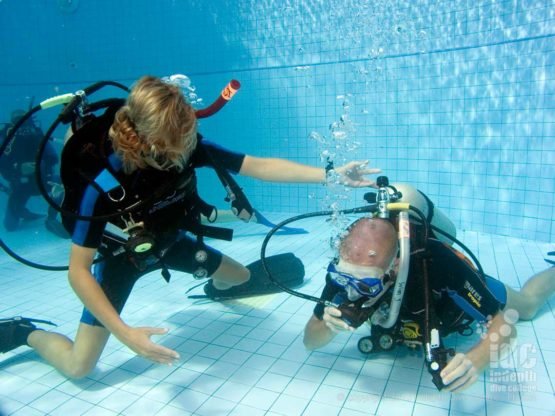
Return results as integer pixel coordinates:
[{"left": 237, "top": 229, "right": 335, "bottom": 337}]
[{"left": 327, "top": 262, "right": 384, "bottom": 298}]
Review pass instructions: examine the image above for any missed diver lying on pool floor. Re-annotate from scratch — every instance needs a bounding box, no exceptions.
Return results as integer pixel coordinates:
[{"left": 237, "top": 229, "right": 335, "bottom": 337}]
[
  {"left": 0, "top": 75, "right": 380, "bottom": 379},
  {"left": 303, "top": 184, "right": 555, "bottom": 392}
]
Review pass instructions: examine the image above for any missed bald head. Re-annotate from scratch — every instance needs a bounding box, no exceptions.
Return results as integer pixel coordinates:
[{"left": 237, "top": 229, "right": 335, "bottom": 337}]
[{"left": 339, "top": 218, "right": 397, "bottom": 269}]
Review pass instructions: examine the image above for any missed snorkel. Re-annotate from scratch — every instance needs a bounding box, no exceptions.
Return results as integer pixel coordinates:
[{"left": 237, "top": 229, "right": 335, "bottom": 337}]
[
  {"left": 195, "top": 80, "right": 241, "bottom": 119},
  {"left": 0, "top": 77, "right": 242, "bottom": 271}
]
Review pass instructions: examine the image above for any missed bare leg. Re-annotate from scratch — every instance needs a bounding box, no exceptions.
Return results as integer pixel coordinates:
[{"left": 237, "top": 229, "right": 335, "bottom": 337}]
[
  {"left": 27, "top": 322, "right": 110, "bottom": 379},
  {"left": 210, "top": 255, "right": 250, "bottom": 290},
  {"left": 504, "top": 267, "right": 555, "bottom": 320}
]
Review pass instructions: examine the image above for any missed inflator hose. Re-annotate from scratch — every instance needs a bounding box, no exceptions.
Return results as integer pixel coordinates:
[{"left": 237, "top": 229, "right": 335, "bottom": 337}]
[
  {"left": 0, "top": 78, "right": 243, "bottom": 271},
  {"left": 260, "top": 203, "right": 379, "bottom": 305}
]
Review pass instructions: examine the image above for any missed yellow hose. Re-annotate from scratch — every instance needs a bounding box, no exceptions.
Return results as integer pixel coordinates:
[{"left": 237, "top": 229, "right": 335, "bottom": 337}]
[{"left": 387, "top": 202, "right": 410, "bottom": 211}]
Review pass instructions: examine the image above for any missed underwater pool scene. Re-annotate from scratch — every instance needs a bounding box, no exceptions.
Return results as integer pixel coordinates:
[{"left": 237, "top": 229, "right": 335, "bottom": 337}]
[{"left": 0, "top": 1, "right": 554, "bottom": 415}]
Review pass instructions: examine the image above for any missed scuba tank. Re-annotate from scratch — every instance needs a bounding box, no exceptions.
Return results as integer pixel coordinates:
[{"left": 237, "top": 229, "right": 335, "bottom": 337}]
[{"left": 0, "top": 77, "right": 251, "bottom": 272}]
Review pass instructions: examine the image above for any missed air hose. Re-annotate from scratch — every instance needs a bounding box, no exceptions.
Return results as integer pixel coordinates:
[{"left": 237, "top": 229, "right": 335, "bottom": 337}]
[{"left": 0, "top": 78, "right": 241, "bottom": 271}]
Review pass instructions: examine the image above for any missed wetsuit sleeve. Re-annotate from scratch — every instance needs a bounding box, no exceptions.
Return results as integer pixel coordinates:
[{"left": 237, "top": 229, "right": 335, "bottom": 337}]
[
  {"left": 313, "top": 274, "right": 341, "bottom": 320},
  {"left": 192, "top": 138, "right": 246, "bottom": 173},
  {"left": 66, "top": 184, "right": 107, "bottom": 249},
  {"left": 72, "top": 219, "right": 106, "bottom": 248}
]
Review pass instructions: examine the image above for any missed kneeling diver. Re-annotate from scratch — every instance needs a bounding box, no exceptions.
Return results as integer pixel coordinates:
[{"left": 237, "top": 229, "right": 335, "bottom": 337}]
[{"left": 0, "top": 75, "right": 379, "bottom": 379}]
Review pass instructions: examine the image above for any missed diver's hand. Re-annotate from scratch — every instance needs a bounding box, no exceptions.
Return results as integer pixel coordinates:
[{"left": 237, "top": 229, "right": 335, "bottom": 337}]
[
  {"left": 323, "top": 306, "right": 355, "bottom": 333},
  {"left": 333, "top": 161, "right": 381, "bottom": 188},
  {"left": 441, "top": 352, "right": 480, "bottom": 392},
  {"left": 120, "top": 326, "right": 180, "bottom": 365}
]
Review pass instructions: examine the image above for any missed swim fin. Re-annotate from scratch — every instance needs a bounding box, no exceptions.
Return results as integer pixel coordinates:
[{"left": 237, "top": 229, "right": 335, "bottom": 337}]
[
  {"left": 0, "top": 316, "right": 56, "bottom": 353},
  {"left": 203, "top": 252, "right": 305, "bottom": 300}
]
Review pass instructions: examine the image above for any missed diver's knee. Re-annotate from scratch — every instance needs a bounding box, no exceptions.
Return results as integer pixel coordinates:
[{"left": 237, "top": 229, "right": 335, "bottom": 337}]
[
  {"left": 211, "top": 264, "right": 250, "bottom": 288},
  {"left": 234, "top": 267, "right": 250, "bottom": 285},
  {"left": 505, "top": 297, "right": 538, "bottom": 321},
  {"left": 64, "top": 360, "right": 96, "bottom": 379},
  {"left": 516, "top": 305, "right": 538, "bottom": 321}
]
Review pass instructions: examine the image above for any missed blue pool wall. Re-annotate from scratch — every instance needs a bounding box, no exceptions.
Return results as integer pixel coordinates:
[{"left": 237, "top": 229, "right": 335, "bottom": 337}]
[{"left": 0, "top": 0, "right": 553, "bottom": 242}]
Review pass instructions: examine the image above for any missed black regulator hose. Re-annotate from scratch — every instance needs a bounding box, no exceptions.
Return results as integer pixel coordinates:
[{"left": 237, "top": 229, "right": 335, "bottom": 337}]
[
  {"left": 0, "top": 78, "right": 243, "bottom": 271},
  {"left": 260, "top": 203, "right": 379, "bottom": 305},
  {"left": 35, "top": 85, "right": 132, "bottom": 223},
  {"left": 0, "top": 104, "right": 43, "bottom": 157},
  {"left": 429, "top": 223, "right": 485, "bottom": 281},
  {"left": 260, "top": 202, "right": 485, "bottom": 304},
  {"left": 0, "top": 104, "right": 70, "bottom": 271},
  {"left": 0, "top": 82, "right": 130, "bottom": 271},
  {"left": 405, "top": 212, "right": 485, "bottom": 281},
  {"left": 35, "top": 79, "right": 244, "bottom": 224}
]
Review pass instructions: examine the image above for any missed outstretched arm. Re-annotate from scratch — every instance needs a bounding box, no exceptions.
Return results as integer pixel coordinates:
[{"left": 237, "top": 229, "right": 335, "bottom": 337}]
[
  {"left": 68, "top": 244, "right": 179, "bottom": 364},
  {"left": 442, "top": 265, "right": 555, "bottom": 392},
  {"left": 239, "top": 155, "right": 380, "bottom": 187},
  {"left": 441, "top": 311, "right": 516, "bottom": 392}
]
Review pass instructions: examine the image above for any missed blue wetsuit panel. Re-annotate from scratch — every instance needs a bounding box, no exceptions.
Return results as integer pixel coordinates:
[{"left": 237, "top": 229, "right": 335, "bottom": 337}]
[{"left": 485, "top": 276, "right": 507, "bottom": 306}]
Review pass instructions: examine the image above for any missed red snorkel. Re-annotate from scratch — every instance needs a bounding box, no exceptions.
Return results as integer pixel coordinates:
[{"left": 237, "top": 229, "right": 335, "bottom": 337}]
[{"left": 195, "top": 79, "right": 241, "bottom": 119}]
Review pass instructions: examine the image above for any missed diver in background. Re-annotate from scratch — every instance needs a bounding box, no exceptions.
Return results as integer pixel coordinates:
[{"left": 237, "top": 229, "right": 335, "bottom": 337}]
[
  {"left": 303, "top": 184, "right": 555, "bottom": 392},
  {"left": 0, "top": 109, "right": 67, "bottom": 237},
  {"left": 0, "top": 75, "right": 380, "bottom": 379}
]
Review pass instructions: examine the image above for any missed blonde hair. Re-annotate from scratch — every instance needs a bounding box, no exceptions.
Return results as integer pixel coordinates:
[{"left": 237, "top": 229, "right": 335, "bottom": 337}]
[{"left": 109, "top": 76, "right": 197, "bottom": 173}]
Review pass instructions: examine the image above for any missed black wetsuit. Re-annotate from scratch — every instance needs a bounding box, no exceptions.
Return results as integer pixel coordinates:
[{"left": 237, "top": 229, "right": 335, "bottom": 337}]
[
  {"left": 61, "top": 108, "right": 245, "bottom": 326},
  {"left": 0, "top": 121, "right": 58, "bottom": 231}
]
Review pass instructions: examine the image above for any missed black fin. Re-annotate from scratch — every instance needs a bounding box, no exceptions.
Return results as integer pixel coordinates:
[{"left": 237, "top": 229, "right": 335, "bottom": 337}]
[
  {"left": 0, "top": 316, "right": 56, "bottom": 353},
  {"left": 203, "top": 253, "right": 305, "bottom": 300}
]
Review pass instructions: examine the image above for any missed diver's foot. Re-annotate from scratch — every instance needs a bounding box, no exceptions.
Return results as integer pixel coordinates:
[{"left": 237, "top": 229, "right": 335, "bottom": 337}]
[
  {"left": 20, "top": 210, "right": 44, "bottom": 221},
  {"left": 0, "top": 316, "right": 55, "bottom": 353},
  {"left": 45, "top": 218, "right": 70, "bottom": 239}
]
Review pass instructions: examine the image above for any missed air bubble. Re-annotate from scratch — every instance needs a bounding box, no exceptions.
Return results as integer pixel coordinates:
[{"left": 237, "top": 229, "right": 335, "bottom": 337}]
[
  {"left": 167, "top": 74, "right": 191, "bottom": 89},
  {"left": 309, "top": 131, "right": 326, "bottom": 143}
]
